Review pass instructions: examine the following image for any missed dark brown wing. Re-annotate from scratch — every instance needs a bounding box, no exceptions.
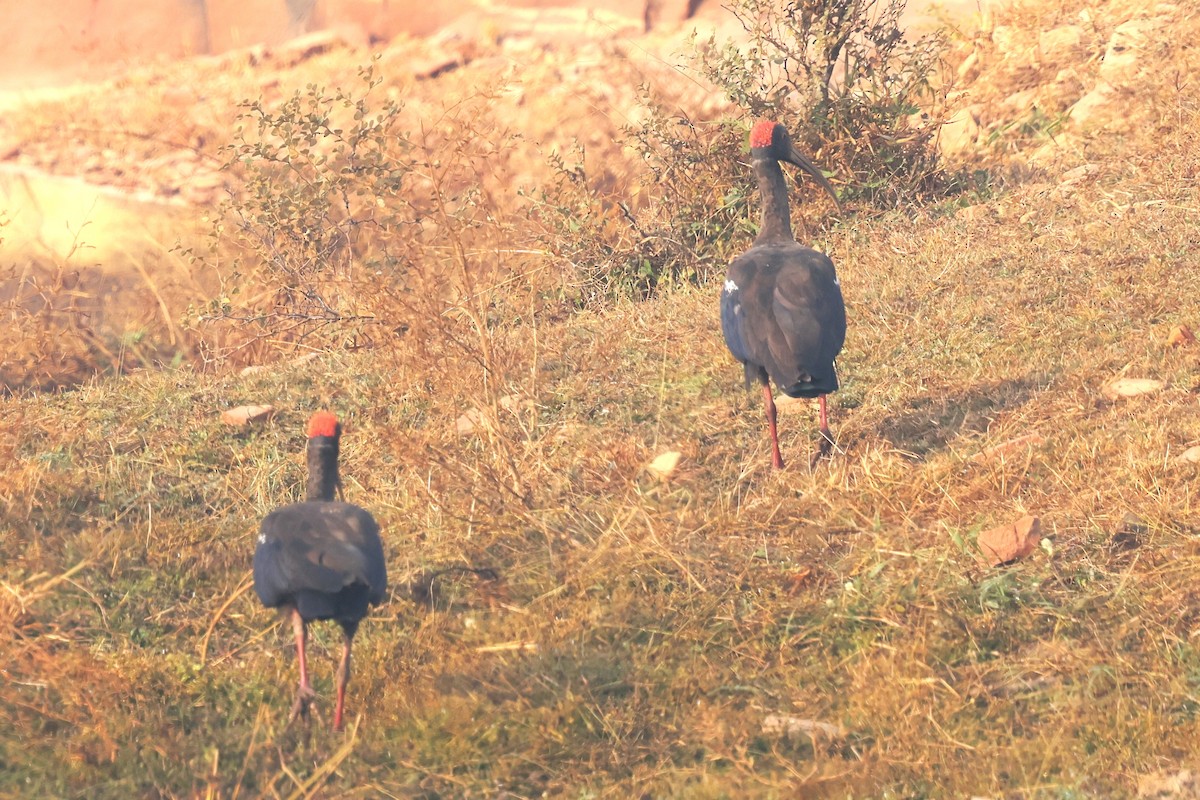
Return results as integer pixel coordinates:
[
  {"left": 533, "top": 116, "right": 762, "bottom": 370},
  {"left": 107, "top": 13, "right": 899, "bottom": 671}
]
[
  {"left": 253, "top": 501, "right": 387, "bottom": 609},
  {"left": 769, "top": 248, "right": 845, "bottom": 395},
  {"left": 722, "top": 242, "right": 845, "bottom": 396}
]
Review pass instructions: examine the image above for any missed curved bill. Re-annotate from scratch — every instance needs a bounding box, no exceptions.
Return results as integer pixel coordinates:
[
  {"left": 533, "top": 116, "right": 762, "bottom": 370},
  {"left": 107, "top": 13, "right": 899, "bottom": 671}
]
[{"left": 784, "top": 143, "right": 844, "bottom": 214}]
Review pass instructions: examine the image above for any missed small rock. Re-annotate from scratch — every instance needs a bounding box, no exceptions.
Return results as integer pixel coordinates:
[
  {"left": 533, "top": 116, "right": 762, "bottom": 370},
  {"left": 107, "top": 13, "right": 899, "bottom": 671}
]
[
  {"left": 990, "top": 26, "right": 1019, "bottom": 55},
  {"left": 1039, "top": 24, "right": 1085, "bottom": 58},
  {"left": 978, "top": 515, "right": 1042, "bottom": 567},
  {"left": 456, "top": 408, "right": 483, "bottom": 436},
  {"left": 221, "top": 404, "right": 276, "bottom": 426},
  {"left": 1001, "top": 88, "right": 1038, "bottom": 115},
  {"left": 1053, "top": 66, "right": 1085, "bottom": 92},
  {"left": 1167, "top": 324, "right": 1196, "bottom": 348},
  {"left": 1104, "top": 378, "right": 1165, "bottom": 399},
  {"left": 1099, "top": 18, "right": 1159, "bottom": 84},
  {"left": 761, "top": 714, "right": 847, "bottom": 742},
  {"left": 499, "top": 394, "right": 534, "bottom": 414},
  {"left": 940, "top": 106, "right": 982, "bottom": 157},
  {"left": 1138, "top": 768, "right": 1200, "bottom": 799},
  {"left": 1060, "top": 163, "right": 1099, "bottom": 185},
  {"left": 646, "top": 451, "right": 682, "bottom": 480},
  {"left": 774, "top": 394, "right": 811, "bottom": 414},
  {"left": 1068, "top": 84, "right": 1119, "bottom": 130},
  {"left": 1177, "top": 445, "right": 1200, "bottom": 464}
]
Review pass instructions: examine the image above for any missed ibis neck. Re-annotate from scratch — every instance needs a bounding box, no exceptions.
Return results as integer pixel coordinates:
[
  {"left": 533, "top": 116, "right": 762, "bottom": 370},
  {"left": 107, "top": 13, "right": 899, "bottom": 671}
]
[
  {"left": 753, "top": 156, "right": 794, "bottom": 245},
  {"left": 306, "top": 436, "right": 340, "bottom": 502}
]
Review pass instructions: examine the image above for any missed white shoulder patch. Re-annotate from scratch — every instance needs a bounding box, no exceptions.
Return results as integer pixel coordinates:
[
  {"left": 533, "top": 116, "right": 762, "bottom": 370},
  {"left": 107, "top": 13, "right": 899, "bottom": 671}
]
[
  {"left": 724, "top": 279, "right": 739, "bottom": 294},
  {"left": 257, "top": 532, "right": 268, "bottom": 545}
]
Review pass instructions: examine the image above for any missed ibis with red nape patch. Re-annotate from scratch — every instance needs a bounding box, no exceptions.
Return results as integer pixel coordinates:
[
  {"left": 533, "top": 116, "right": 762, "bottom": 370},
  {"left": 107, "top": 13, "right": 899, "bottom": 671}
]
[
  {"left": 720, "top": 119, "right": 846, "bottom": 469},
  {"left": 253, "top": 411, "right": 387, "bottom": 731}
]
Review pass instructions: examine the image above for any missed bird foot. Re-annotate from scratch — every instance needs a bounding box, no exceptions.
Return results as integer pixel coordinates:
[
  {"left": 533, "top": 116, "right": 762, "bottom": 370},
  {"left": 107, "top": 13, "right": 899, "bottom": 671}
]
[
  {"left": 288, "top": 684, "right": 320, "bottom": 726},
  {"left": 809, "top": 430, "right": 835, "bottom": 469}
]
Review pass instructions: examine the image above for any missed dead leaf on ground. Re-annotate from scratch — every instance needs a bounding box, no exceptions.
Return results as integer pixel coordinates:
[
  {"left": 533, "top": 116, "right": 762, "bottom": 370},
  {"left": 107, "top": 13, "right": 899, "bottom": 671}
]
[
  {"left": 978, "top": 515, "right": 1042, "bottom": 567},
  {"left": 781, "top": 568, "right": 814, "bottom": 595},
  {"left": 1167, "top": 324, "right": 1196, "bottom": 348},
  {"left": 1104, "top": 377, "right": 1165, "bottom": 399},
  {"left": 972, "top": 432, "right": 1045, "bottom": 464},
  {"left": 221, "top": 404, "right": 275, "bottom": 426}
]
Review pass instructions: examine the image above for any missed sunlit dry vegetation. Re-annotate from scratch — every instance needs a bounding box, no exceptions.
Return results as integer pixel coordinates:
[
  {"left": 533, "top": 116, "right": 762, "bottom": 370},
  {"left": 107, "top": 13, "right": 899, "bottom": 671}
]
[{"left": 3, "top": 0, "right": 1200, "bottom": 795}]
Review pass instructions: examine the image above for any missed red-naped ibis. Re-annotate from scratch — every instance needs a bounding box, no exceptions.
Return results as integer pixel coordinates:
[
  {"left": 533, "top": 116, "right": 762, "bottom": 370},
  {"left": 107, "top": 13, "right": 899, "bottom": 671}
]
[
  {"left": 720, "top": 119, "right": 846, "bottom": 469},
  {"left": 253, "top": 411, "right": 387, "bottom": 731}
]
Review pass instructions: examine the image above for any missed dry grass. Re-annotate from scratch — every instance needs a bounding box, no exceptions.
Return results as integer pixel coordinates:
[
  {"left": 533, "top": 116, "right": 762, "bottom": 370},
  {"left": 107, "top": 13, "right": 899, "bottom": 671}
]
[{"left": 4, "top": 1, "right": 1200, "bottom": 797}]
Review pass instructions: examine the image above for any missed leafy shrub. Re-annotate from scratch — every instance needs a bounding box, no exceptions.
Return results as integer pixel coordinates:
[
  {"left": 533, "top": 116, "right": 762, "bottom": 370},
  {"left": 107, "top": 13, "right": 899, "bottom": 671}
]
[
  {"left": 188, "top": 63, "right": 416, "bottom": 359},
  {"left": 700, "top": 0, "right": 955, "bottom": 206},
  {"left": 188, "top": 65, "right": 537, "bottom": 376},
  {"left": 0, "top": 261, "right": 104, "bottom": 392},
  {"left": 532, "top": 0, "right": 958, "bottom": 308},
  {"left": 529, "top": 106, "right": 752, "bottom": 306}
]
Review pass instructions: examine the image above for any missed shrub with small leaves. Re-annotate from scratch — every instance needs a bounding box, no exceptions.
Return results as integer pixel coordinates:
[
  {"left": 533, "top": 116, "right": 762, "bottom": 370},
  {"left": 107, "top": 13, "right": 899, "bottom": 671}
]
[
  {"left": 530, "top": 103, "right": 753, "bottom": 307},
  {"left": 188, "top": 66, "right": 537, "bottom": 379},
  {"left": 699, "top": 0, "right": 955, "bottom": 206},
  {"left": 532, "top": 0, "right": 962, "bottom": 308},
  {"left": 192, "top": 63, "right": 419, "bottom": 357}
]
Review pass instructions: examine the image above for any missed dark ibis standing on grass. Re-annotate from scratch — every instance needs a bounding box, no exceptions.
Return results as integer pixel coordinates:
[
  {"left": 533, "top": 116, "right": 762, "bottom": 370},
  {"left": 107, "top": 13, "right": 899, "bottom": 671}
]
[
  {"left": 720, "top": 119, "right": 846, "bottom": 470},
  {"left": 253, "top": 411, "right": 387, "bottom": 731}
]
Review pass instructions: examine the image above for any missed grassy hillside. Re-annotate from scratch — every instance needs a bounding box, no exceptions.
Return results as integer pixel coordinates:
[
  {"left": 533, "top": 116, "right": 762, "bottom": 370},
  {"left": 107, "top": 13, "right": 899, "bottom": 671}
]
[{"left": 4, "top": 0, "right": 1200, "bottom": 797}]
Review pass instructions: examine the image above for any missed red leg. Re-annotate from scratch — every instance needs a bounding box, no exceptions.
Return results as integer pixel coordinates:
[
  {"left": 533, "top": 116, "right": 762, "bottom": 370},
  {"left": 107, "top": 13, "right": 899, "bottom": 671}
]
[
  {"left": 289, "top": 609, "right": 316, "bottom": 722},
  {"left": 293, "top": 609, "right": 311, "bottom": 691},
  {"left": 762, "top": 381, "right": 785, "bottom": 470},
  {"left": 333, "top": 631, "right": 353, "bottom": 732},
  {"left": 811, "top": 394, "right": 834, "bottom": 467}
]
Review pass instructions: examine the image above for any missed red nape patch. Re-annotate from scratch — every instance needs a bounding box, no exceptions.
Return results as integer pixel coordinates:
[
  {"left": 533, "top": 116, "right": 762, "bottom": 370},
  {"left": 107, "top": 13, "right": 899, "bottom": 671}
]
[
  {"left": 306, "top": 411, "right": 340, "bottom": 439},
  {"left": 749, "top": 119, "right": 778, "bottom": 149}
]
